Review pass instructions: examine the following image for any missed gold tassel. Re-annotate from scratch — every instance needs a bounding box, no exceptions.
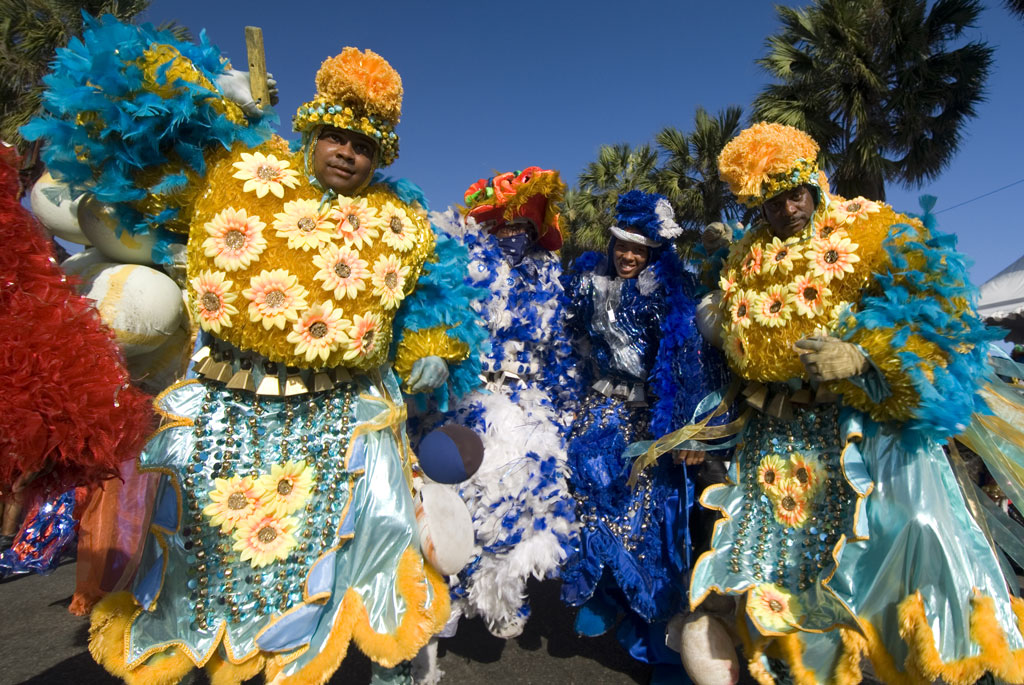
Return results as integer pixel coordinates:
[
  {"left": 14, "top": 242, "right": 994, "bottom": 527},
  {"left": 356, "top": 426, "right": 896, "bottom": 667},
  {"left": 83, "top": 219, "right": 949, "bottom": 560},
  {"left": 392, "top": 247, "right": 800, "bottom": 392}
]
[
  {"left": 313, "top": 372, "right": 335, "bottom": 393},
  {"left": 284, "top": 374, "right": 309, "bottom": 396},
  {"left": 256, "top": 374, "right": 281, "bottom": 396},
  {"left": 744, "top": 382, "right": 769, "bottom": 411},
  {"left": 225, "top": 368, "right": 255, "bottom": 392}
]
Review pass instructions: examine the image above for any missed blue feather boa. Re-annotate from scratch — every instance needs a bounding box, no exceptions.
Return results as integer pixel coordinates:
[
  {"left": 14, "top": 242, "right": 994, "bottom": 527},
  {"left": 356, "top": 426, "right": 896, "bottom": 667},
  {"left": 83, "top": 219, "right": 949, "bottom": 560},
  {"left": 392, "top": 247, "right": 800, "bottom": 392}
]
[
  {"left": 840, "top": 197, "right": 999, "bottom": 446},
  {"left": 22, "top": 13, "right": 275, "bottom": 236}
]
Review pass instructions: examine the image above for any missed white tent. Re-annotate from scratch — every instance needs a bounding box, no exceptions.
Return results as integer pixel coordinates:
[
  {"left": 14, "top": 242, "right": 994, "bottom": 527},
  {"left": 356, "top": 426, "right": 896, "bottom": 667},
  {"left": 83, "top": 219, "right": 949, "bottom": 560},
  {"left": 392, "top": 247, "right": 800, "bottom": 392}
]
[{"left": 979, "top": 255, "right": 1024, "bottom": 343}]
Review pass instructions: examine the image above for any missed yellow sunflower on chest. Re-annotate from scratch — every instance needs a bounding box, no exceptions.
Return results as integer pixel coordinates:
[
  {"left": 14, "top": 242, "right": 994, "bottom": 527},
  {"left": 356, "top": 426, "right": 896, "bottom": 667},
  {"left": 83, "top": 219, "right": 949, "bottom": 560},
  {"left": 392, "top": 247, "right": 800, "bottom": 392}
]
[
  {"left": 186, "top": 139, "right": 433, "bottom": 369},
  {"left": 718, "top": 197, "right": 900, "bottom": 381}
]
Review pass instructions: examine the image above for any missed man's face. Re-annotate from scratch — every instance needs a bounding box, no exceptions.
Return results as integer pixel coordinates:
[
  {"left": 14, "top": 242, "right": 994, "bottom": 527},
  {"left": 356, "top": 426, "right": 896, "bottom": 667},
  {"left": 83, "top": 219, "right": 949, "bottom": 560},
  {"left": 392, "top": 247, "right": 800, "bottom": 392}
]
[
  {"left": 312, "top": 127, "right": 376, "bottom": 195},
  {"left": 762, "top": 185, "right": 816, "bottom": 239},
  {"left": 612, "top": 238, "right": 649, "bottom": 279},
  {"left": 491, "top": 218, "right": 536, "bottom": 240}
]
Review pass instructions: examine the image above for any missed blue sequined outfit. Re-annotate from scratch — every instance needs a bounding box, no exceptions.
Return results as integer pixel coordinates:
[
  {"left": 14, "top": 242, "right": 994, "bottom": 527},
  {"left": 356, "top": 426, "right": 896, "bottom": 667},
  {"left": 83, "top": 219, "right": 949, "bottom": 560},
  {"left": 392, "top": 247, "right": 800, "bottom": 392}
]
[{"left": 560, "top": 250, "right": 728, "bottom": 635}]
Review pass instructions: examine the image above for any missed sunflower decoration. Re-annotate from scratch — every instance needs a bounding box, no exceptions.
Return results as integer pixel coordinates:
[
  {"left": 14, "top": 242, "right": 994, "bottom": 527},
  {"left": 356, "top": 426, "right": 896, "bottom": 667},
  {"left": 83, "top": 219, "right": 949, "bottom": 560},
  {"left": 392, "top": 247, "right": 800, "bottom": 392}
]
[
  {"left": 331, "top": 196, "right": 381, "bottom": 249},
  {"left": 757, "top": 454, "right": 787, "bottom": 495},
  {"left": 203, "top": 475, "right": 262, "bottom": 533},
  {"left": 242, "top": 269, "right": 309, "bottom": 331},
  {"left": 253, "top": 460, "right": 314, "bottom": 517},
  {"left": 725, "top": 333, "right": 749, "bottom": 370},
  {"left": 287, "top": 300, "right": 352, "bottom": 363},
  {"left": 370, "top": 254, "right": 410, "bottom": 310},
  {"left": 378, "top": 201, "right": 418, "bottom": 252},
  {"left": 762, "top": 236, "right": 802, "bottom": 276},
  {"left": 232, "top": 510, "right": 299, "bottom": 568},
  {"left": 815, "top": 215, "right": 847, "bottom": 242},
  {"left": 788, "top": 453, "right": 823, "bottom": 498},
  {"left": 831, "top": 196, "right": 880, "bottom": 225},
  {"left": 202, "top": 207, "right": 268, "bottom": 272},
  {"left": 232, "top": 150, "right": 301, "bottom": 199},
  {"left": 741, "top": 244, "right": 763, "bottom": 278},
  {"left": 719, "top": 269, "right": 739, "bottom": 298},
  {"left": 345, "top": 312, "right": 383, "bottom": 360},
  {"left": 728, "top": 288, "right": 756, "bottom": 330},
  {"left": 789, "top": 273, "right": 831, "bottom": 319},
  {"left": 272, "top": 198, "right": 336, "bottom": 251},
  {"left": 772, "top": 478, "right": 810, "bottom": 528},
  {"left": 748, "top": 583, "right": 801, "bottom": 632},
  {"left": 191, "top": 270, "right": 238, "bottom": 334},
  {"left": 752, "top": 284, "right": 793, "bottom": 328},
  {"left": 806, "top": 233, "right": 860, "bottom": 283},
  {"left": 312, "top": 244, "right": 370, "bottom": 300}
]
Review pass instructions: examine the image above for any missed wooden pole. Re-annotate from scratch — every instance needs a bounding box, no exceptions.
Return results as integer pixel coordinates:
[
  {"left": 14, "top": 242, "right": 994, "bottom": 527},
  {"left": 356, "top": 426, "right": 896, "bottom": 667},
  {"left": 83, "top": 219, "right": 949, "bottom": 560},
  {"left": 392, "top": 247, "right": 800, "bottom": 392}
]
[{"left": 244, "top": 26, "right": 270, "bottom": 110}]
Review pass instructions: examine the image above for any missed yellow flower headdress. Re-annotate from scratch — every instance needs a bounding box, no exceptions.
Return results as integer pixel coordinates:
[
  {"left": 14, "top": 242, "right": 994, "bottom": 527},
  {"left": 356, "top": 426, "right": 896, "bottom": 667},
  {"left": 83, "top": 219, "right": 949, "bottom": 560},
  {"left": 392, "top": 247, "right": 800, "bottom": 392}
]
[
  {"left": 294, "top": 47, "right": 403, "bottom": 166},
  {"left": 718, "top": 122, "right": 830, "bottom": 208}
]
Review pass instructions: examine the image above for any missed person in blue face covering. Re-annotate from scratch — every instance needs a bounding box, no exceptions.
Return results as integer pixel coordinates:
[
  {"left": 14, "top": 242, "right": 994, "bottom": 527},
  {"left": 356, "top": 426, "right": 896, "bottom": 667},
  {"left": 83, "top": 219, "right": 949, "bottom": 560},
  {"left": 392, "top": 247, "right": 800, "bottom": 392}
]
[{"left": 420, "top": 167, "right": 580, "bottom": 641}]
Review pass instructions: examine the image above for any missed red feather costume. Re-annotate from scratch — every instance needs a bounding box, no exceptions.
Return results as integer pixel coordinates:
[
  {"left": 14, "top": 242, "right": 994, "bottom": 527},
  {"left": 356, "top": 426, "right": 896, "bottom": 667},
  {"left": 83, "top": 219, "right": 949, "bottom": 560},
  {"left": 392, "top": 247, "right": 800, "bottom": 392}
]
[{"left": 0, "top": 144, "right": 154, "bottom": 495}]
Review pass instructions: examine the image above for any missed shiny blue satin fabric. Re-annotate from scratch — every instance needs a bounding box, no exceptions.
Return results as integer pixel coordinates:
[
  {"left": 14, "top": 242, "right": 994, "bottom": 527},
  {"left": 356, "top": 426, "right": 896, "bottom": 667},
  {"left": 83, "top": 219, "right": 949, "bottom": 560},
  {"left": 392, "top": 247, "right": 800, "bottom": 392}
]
[
  {"left": 690, "top": 403, "right": 1024, "bottom": 682},
  {"left": 126, "top": 368, "right": 437, "bottom": 670}
]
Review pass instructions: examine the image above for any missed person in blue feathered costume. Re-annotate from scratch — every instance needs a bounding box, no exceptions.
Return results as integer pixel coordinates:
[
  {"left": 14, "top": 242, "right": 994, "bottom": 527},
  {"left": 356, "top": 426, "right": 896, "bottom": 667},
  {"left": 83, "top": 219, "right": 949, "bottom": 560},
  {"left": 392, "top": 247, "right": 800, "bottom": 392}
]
[
  {"left": 559, "top": 190, "right": 730, "bottom": 681},
  {"left": 423, "top": 168, "right": 580, "bottom": 642}
]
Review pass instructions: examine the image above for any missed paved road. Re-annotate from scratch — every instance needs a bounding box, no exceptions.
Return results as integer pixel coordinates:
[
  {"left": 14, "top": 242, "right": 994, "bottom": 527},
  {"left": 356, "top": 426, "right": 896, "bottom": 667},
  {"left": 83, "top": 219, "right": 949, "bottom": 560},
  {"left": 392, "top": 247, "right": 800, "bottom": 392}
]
[{"left": 0, "top": 559, "right": 657, "bottom": 685}]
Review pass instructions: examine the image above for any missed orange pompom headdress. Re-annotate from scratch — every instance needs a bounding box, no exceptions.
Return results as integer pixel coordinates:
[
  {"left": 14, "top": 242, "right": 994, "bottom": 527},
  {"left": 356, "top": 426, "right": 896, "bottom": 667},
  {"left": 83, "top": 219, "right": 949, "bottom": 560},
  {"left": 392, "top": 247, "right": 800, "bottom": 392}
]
[
  {"left": 461, "top": 167, "right": 567, "bottom": 251},
  {"left": 718, "top": 122, "right": 830, "bottom": 207},
  {"left": 294, "top": 48, "right": 403, "bottom": 166}
]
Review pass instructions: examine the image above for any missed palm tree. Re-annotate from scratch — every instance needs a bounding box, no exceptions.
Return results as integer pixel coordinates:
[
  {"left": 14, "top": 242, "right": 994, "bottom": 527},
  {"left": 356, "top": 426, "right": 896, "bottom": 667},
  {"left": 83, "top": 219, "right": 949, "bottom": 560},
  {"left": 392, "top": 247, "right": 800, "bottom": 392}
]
[
  {"left": 654, "top": 106, "right": 746, "bottom": 231},
  {"left": 561, "top": 142, "right": 660, "bottom": 262},
  {"left": 753, "top": 0, "right": 993, "bottom": 201},
  {"left": 1006, "top": 0, "right": 1024, "bottom": 19},
  {"left": 561, "top": 107, "right": 746, "bottom": 263}
]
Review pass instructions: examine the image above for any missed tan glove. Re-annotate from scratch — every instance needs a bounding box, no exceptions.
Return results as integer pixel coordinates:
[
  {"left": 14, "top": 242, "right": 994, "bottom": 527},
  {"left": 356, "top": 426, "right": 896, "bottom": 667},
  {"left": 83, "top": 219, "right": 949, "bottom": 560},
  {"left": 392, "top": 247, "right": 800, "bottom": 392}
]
[{"left": 794, "top": 336, "right": 869, "bottom": 382}]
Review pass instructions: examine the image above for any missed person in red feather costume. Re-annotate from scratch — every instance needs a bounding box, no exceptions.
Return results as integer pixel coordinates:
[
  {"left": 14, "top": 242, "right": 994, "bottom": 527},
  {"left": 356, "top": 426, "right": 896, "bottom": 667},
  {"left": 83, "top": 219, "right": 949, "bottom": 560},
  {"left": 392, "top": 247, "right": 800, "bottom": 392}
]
[{"left": 0, "top": 141, "right": 154, "bottom": 502}]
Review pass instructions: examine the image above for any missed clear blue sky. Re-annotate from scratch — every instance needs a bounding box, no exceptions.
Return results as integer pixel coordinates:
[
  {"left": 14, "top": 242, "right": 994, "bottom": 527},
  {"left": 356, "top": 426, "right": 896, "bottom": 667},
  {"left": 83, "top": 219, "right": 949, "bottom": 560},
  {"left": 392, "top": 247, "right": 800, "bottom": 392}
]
[{"left": 140, "top": 0, "right": 1024, "bottom": 285}]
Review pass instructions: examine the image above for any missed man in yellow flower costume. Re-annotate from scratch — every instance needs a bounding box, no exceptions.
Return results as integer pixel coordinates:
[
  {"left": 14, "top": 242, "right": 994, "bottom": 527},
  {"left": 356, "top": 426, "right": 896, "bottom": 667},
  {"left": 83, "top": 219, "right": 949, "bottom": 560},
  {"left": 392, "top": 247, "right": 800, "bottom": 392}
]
[
  {"left": 686, "top": 122, "right": 1024, "bottom": 684},
  {"left": 24, "top": 15, "right": 486, "bottom": 685}
]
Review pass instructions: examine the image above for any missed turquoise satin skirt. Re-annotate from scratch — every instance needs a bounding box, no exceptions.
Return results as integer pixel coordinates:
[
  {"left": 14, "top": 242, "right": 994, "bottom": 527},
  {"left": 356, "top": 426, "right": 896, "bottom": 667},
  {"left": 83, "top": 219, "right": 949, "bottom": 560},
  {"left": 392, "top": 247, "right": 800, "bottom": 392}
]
[
  {"left": 690, "top": 403, "right": 1024, "bottom": 683},
  {"left": 119, "top": 368, "right": 446, "bottom": 677}
]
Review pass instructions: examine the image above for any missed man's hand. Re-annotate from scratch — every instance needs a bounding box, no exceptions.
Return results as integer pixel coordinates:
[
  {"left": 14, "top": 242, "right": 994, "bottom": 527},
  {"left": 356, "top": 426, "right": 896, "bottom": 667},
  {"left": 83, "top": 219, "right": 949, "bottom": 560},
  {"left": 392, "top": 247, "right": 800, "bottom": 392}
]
[
  {"left": 216, "top": 68, "right": 279, "bottom": 118},
  {"left": 674, "top": 449, "right": 706, "bottom": 466},
  {"left": 406, "top": 356, "right": 449, "bottom": 393},
  {"left": 795, "top": 336, "right": 868, "bottom": 382}
]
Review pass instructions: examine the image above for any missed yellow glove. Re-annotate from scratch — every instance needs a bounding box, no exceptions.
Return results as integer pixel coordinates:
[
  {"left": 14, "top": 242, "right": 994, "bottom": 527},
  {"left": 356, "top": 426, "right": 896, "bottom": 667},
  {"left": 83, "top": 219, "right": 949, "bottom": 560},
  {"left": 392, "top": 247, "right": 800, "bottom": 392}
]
[{"left": 794, "top": 336, "right": 869, "bottom": 382}]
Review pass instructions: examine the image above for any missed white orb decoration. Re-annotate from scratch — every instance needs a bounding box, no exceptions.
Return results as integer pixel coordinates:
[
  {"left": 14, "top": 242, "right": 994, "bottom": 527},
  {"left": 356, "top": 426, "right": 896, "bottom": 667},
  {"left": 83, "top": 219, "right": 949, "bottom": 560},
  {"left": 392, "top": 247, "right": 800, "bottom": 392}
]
[
  {"left": 78, "top": 195, "right": 157, "bottom": 266},
  {"left": 415, "top": 483, "right": 475, "bottom": 576},
  {"left": 80, "top": 262, "right": 185, "bottom": 357},
  {"left": 680, "top": 614, "right": 740, "bottom": 685},
  {"left": 29, "top": 172, "right": 90, "bottom": 245}
]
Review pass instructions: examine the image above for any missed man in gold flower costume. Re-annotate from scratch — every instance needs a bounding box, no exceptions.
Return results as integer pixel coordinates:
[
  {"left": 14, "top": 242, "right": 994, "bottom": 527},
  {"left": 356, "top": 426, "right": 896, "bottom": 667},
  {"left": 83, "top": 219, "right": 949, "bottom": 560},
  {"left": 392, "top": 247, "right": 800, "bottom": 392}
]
[
  {"left": 24, "top": 14, "right": 485, "bottom": 685},
  {"left": 685, "top": 122, "right": 1024, "bottom": 684}
]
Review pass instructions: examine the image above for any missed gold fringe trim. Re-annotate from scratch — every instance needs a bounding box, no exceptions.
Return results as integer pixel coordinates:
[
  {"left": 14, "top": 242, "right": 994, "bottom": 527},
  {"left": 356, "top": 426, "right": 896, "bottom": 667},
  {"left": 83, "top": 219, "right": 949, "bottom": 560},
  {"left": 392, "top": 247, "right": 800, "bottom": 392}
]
[
  {"left": 90, "top": 591, "right": 196, "bottom": 684},
  {"left": 89, "top": 548, "right": 447, "bottom": 685},
  {"left": 205, "top": 651, "right": 266, "bottom": 685},
  {"left": 265, "top": 547, "right": 449, "bottom": 684},
  {"left": 747, "top": 591, "right": 1024, "bottom": 685}
]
